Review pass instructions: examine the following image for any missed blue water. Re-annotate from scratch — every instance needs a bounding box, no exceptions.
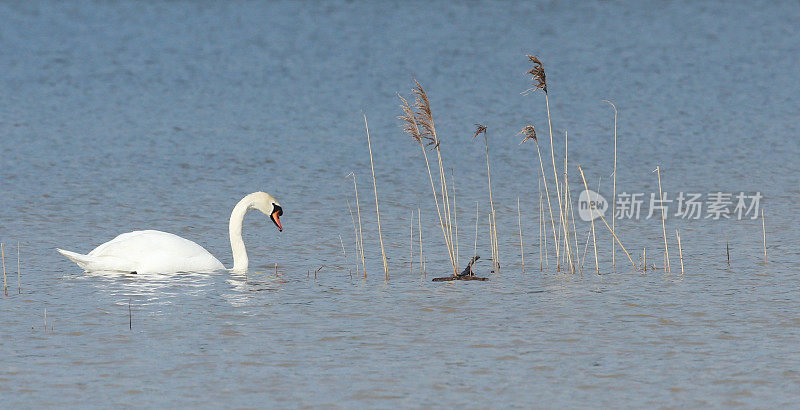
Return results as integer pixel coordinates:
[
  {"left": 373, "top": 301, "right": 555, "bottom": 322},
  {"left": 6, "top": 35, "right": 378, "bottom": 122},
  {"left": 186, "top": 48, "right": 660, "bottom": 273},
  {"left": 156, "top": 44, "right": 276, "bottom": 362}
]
[{"left": 1, "top": 0, "right": 798, "bottom": 407}]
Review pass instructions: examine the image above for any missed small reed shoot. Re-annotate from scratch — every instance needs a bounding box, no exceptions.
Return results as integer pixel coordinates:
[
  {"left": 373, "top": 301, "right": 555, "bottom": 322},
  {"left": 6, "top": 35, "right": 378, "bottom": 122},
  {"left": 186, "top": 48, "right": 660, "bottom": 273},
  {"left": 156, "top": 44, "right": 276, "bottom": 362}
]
[
  {"left": 363, "top": 114, "right": 389, "bottom": 280},
  {"left": 338, "top": 234, "right": 350, "bottom": 277},
  {"left": 346, "top": 172, "right": 367, "bottom": 277}
]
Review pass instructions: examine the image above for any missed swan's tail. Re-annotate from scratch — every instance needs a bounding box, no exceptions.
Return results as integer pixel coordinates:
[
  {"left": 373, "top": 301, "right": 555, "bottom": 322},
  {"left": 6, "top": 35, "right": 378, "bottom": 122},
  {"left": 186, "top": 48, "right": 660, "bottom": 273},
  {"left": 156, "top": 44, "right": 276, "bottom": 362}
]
[{"left": 57, "top": 248, "right": 93, "bottom": 271}]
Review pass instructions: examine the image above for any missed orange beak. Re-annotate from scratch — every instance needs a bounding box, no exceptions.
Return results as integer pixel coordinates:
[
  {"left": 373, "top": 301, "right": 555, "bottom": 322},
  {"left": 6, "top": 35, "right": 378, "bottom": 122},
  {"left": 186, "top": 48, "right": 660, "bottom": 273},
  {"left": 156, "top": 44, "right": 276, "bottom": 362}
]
[{"left": 271, "top": 211, "right": 283, "bottom": 232}]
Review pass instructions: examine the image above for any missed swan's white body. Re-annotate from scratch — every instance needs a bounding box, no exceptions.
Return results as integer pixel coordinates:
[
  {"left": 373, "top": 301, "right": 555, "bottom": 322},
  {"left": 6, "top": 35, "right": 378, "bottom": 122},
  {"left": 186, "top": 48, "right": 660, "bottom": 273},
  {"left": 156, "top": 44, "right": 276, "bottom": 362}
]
[{"left": 57, "top": 192, "right": 282, "bottom": 274}]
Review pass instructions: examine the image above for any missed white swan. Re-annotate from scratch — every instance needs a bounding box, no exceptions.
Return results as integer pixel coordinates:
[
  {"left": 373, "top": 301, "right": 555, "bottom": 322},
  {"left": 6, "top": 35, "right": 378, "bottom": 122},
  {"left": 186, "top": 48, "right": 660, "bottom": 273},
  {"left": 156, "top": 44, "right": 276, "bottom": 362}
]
[{"left": 57, "top": 192, "right": 283, "bottom": 274}]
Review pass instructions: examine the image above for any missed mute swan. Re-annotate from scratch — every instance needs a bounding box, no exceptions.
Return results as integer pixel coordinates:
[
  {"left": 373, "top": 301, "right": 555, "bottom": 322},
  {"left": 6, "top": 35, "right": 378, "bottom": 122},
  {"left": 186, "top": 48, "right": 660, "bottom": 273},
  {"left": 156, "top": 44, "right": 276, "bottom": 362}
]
[{"left": 57, "top": 192, "right": 283, "bottom": 274}]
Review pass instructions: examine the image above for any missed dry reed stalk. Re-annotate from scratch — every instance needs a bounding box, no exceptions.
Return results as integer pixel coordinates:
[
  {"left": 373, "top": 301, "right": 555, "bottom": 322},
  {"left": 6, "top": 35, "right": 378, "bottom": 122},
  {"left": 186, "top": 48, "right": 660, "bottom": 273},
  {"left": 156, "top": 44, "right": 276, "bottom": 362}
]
[
  {"left": 410, "top": 211, "right": 414, "bottom": 275},
  {"left": 595, "top": 209, "right": 637, "bottom": 270},
  {"left": 17, "top": 241, "right": 20, "bottom": 294},
  {"left": 567, "top": 178, "right": 580, "bottom": 273},
  {"left": 603, "top": 100, "right": 618, "bottom": 271},
  {"left": 473, "top": 201, "right": 479, "bottom": 275},
  {"left": 676, "top": 229, "right": 684, "bottom": 275},
  {"left": 344, "top": 193, "right": 360, "bottom": 276},
  {"left": 43, "top": 308, "right": 47, "bottom": 331},
  {"left": 643, "top": 247, "right": 647, "bottom": 272},
  {"left": 654, "top": 166, "right": 671, "bottom": 274},
  {"left": 347, "top": 173, "right": 367, "bottom": 278},
  {"left": 525, "top": 55, "right": 569, "bottom": 271},
  {"left": 761, "top": 209, "right": 767, "bottom": 263},
  {"left": 577, "top": 166, "right": 600, "bottom": 275},
  {"left": 451, "top": 168, "right": 460, "bottom": 269},
  {"left": 563, "top": 131, "right": 576, "bottom": 273},
  {"left": 517, "top": 197, "right": 525, "bottom": 275},
  {"left": 2, "top": 243, "right": 6, "bottom": 297},
  {"left": 520, "top": 125, "right": 558, "bottom": 272},
  {"left": 363, "top": 114, "right": 388, "bottom": 280},
  {"left": 475, "top": 124, "right": 499, "bottom": 272},
  {"left": 398, "top": 87, "right": 457, "bottom": 275},
  {"left": 538, "top": 176, "right": 543, "bottom": 271}
]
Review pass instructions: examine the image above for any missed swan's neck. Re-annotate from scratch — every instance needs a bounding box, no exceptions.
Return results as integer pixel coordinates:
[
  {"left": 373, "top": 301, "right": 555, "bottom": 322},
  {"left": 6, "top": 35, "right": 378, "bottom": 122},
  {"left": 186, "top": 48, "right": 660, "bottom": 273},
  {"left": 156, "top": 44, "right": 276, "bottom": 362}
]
[{"left": 229, "top": 195, "right": 254, "bottom": 272}]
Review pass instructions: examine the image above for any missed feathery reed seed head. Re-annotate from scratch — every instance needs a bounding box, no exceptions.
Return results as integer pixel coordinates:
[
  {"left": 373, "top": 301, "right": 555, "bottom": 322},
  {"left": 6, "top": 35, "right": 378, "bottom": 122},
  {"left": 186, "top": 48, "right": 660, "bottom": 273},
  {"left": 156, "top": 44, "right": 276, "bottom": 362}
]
[
  {"left": 472, "top": 123, "right": 487, "bottom": 141},
  {"left": 526, "top": 54, "right": 547, "bottom": 94},
  {"left": 399, "top": 80, "right": 439, "bottom": 149},
  {"left": 518, "top": 125, "right": 538, "bottom": 144}
]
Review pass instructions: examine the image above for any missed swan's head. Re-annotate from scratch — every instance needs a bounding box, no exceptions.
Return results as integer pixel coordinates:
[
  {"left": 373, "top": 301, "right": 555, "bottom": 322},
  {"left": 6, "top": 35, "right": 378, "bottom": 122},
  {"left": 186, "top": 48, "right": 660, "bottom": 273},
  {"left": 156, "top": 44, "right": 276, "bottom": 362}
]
[{"left": 250, "top": 192, "right": 283, "bottom": 232}]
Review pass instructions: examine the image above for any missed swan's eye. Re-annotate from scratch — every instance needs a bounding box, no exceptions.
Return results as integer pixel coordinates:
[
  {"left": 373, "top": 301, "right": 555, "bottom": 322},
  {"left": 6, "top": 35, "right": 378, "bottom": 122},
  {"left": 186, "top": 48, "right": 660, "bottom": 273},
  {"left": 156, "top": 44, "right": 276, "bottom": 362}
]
[{"left": 272, "top": 204, "right": 283, "bottom": 216}]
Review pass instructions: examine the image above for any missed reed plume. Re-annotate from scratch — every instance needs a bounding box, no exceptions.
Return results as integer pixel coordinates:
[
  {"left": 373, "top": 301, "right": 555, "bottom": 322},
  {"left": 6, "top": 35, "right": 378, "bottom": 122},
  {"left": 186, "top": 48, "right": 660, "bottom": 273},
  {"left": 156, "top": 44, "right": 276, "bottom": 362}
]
[
  {"left": 524, "top": 55, "right": 569, "bottom": 272},
  {"left": 398, "top": 81, "right": 458, "bottom": 275}
]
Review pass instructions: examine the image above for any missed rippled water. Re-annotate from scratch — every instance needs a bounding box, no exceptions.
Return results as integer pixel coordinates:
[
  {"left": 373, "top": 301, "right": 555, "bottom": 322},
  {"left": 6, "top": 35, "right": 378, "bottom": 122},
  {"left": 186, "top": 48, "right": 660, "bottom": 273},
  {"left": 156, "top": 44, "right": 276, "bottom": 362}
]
[{"left": 1, "top": 0, "right": 799, "bottom": 407}]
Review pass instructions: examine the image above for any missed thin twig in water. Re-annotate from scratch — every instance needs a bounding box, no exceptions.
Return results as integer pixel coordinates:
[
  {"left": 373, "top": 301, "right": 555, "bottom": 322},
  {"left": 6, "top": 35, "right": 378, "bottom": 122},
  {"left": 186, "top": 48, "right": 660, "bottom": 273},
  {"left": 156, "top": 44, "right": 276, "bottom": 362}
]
[{"left": 726, "top": 234, "right": 730, "bottom": 267}]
